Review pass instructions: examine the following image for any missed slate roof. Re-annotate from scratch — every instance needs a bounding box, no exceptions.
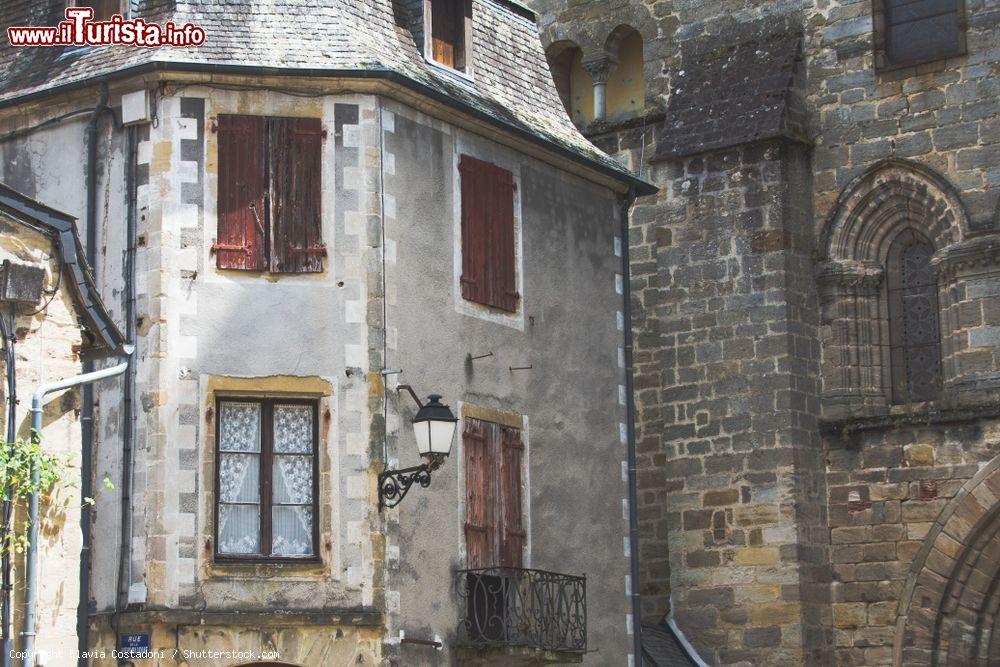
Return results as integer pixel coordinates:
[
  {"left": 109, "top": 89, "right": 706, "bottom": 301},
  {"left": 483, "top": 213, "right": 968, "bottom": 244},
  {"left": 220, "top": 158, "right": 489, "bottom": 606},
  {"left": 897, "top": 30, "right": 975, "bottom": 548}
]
[
  {"left": 0, "top": 182, "right": 128, "bottom": 358},
  {"left": 641, "top": 622, "right": 699, "bottom": 667},
  {"left": 653, "top": 23, "right": 807, "bottom": 160},
  {"left": 0, "top": 0, "right": 653, "bottom": 194}
]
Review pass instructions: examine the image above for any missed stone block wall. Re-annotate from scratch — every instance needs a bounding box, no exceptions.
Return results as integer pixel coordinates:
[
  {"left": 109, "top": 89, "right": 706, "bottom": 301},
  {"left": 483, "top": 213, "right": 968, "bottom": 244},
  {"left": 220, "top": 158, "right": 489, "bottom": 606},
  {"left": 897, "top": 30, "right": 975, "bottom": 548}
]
[
  {"left": 530, "top": 0, "right": 1000, "bottom": 664},
  {"left": 622, "top": 139, "right": 827, "bottom": 664}
]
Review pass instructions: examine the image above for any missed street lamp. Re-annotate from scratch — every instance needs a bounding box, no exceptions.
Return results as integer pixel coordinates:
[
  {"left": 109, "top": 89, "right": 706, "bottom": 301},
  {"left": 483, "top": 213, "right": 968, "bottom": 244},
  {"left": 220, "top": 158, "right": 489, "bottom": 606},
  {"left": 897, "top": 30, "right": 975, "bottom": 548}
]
[{"left": 378, "top": 385, "right": 458, "bottom": 511}]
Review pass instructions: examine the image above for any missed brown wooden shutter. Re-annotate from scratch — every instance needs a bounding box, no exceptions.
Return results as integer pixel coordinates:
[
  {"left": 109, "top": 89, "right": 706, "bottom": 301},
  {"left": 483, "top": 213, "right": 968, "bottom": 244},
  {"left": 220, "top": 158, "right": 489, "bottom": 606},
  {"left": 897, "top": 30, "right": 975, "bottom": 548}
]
[
  {"left": 499, "top": 426, "right": 525, "bottom": 568},
  {"left": 464, "top": 419, "right": 494, "bottom": 569},
  {"left": 460, "top": 156, "right": 518, "bottom": 312},
  {"left": 460, "top": 155, "right": 489, "bottom": 305},
  {"left": 269, "top": 117, "right": 326, "bottom": 273},
  {"left": 215, "top": 115, "right": 266, "bottom": 271},
  {"left": 489, "top": 165, "right": 518, "bottom": 312}
]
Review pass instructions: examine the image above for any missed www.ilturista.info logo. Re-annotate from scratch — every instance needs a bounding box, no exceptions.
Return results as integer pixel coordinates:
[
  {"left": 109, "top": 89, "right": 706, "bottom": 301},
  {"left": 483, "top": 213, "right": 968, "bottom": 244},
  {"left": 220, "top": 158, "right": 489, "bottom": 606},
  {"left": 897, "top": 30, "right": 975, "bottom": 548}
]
[{"left": 7, "top": 7, "right": 206, "bottom": 48}]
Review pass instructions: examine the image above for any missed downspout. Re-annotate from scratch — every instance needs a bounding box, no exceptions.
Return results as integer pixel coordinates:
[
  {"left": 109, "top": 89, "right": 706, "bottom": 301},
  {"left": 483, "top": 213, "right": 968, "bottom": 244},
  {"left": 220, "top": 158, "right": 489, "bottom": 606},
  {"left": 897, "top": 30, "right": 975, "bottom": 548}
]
[
  {"left": 0, "top": 306, "right": 16, "bottom": 667},
  {"left": 22, "top": 361, "right": 129, "bottom": 664},
  {"left": 115, "top": 125, "right": 138, "bottom": 616},
  {"left": 620, "top": 185, "right": 643, "bottom": 665},
  {"left": 77, "top": 83, "right": 109, "bottom": 664}
]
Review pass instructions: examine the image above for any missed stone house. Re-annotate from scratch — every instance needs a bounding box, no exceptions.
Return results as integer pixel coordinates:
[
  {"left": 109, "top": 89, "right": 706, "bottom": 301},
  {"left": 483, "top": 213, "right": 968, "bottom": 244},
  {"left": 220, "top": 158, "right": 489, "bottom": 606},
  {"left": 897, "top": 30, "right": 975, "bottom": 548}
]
[
  {"left": 0, "top": 1, "right": 653, "bottom": 666},
  {"left": 0, "top": 183, "right": 128, "bottom": 665},
  {"left": 528, "top": 0, "right": 1000, "bottom": 665}
]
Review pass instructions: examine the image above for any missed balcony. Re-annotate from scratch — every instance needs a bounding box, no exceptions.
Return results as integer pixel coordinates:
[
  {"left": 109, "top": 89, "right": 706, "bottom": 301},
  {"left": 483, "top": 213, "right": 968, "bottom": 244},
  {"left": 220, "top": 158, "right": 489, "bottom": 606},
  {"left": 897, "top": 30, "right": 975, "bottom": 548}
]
[{"left": 455, "top": 567, "right": 587, "bottom": 664}]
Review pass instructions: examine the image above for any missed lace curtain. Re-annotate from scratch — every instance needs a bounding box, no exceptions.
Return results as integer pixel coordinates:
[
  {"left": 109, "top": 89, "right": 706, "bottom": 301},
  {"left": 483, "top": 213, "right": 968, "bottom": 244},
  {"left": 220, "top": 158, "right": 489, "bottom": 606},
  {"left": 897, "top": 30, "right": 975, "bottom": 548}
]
[
  {"left": 217, "top": 401, "right": 261, "bottom": 554},
  {"left": 272, "top": 405, "right": 314, "bottom": 556},
  {"left": 216, "top": 401, "right": 316, "bottom": 557}
]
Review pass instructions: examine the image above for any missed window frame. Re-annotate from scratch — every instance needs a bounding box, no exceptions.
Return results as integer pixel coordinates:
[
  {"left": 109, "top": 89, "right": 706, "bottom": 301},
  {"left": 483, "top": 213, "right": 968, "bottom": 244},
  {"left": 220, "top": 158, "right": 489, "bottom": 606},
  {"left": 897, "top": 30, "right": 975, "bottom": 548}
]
[
  {"left": 213, "top": 396, "right": 321, "bottom": 564},
  {"left": 423, "top": 0, "right": 473, "bottom": 76},
  {"left": 872, "top": 0, "right": 967, "bottom": 72},
  {"left": 72, "top": 0, "right": 123, "bottom": 21}
]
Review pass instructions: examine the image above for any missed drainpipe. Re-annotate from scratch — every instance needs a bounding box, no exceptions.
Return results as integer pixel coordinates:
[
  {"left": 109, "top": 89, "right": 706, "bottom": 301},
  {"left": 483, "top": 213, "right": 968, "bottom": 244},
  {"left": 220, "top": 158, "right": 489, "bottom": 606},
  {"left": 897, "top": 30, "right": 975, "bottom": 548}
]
[
  {"left": 620, "top": 185, "right": 643, "bottom": 665},
  {"left": 115, "top": 125, "right": 138, "bottom": 617},
  {"left": 23, "top": 361, "right": 129, "bottom": 665},
  {"left": 77, "top": 83, "right": 108, "bottom": 664}
]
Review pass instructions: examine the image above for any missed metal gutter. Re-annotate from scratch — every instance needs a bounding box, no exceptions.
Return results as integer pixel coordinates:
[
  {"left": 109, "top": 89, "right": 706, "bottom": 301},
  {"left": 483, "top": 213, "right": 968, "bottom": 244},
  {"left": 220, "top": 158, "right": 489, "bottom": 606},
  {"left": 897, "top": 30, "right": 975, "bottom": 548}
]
[
  {"left": 0, "top": 62, "right": 657, "bottom": 197},
  {"left": 0, "top": 307, "right": 15, "bottom": 667}
]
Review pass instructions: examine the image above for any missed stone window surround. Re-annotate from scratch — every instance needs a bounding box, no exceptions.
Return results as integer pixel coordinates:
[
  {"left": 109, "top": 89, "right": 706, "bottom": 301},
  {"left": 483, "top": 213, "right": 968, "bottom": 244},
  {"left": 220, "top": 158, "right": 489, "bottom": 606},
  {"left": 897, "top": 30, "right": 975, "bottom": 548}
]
[
  {"left": 200, "top": 375, "right": 337, "bottom": 582},
  {"left": 816, "top": 159, "right": 999, "bottom": 421}
]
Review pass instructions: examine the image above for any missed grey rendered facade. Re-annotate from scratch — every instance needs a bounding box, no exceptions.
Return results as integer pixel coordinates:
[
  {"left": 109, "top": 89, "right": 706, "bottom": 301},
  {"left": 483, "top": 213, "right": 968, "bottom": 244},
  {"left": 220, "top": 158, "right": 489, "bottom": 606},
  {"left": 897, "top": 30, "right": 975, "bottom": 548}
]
[{"left": 0, "top": 1, "right": 649, "bottom": 665}]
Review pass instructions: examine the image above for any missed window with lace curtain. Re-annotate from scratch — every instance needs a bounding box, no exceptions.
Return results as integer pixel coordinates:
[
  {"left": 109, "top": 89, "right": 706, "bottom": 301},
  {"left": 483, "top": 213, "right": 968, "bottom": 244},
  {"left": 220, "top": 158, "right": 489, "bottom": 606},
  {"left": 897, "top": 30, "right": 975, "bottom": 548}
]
[{"left": 215, "top": 398, "right": 318, "bottom": 561}]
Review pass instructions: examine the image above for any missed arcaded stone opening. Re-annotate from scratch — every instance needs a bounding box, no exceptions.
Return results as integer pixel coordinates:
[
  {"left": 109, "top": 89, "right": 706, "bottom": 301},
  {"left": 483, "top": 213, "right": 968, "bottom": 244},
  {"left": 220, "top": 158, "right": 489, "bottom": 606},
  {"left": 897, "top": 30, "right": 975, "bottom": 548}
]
[
  {"left": 604, "top": 25, "right": 645, "bottom": 120},
  {"left": 895, "top": 456, "right": 1000, "bottom": 666},
  {"left": 817, "top": 160, "right": 970, "bottom": 418}
]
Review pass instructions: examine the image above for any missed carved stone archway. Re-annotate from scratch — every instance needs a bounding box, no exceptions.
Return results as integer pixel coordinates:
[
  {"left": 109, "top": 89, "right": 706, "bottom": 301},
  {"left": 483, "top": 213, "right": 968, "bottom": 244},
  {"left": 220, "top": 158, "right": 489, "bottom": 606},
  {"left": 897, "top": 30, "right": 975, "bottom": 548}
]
[{"left": 894, "top": 454, "right": 1000, "bottom": 665}]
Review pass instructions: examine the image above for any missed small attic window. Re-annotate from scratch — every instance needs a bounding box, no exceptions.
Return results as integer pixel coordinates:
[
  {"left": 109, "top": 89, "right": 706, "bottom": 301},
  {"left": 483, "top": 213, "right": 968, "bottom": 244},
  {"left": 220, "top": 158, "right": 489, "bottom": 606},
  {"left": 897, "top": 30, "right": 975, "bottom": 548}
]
[
  {"left": 425, "top": 0, "right": 472, "bottom": 73},
  {"left": 73, "top": 0, "right": 122, "bottom": 21}
]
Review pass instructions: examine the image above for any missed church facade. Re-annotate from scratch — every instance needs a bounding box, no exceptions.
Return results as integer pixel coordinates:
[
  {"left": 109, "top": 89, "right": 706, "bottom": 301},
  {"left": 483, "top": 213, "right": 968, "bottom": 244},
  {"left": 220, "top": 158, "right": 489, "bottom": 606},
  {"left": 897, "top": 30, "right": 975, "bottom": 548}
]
[{"left": 528, "top": 1, "right": 1000, "bottom": 664}]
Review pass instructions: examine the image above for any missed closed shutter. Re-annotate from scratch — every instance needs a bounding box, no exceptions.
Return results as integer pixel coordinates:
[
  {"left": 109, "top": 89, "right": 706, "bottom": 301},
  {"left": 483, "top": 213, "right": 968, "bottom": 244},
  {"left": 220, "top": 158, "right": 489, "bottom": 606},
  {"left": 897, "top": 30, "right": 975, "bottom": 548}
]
[
  {"left": 269, "top": 117, "right": 325, "bottom": 273},
  {"left": 489, "top": 166, "right": 518, "bottom": 312},
  {"left": 499, "top": 426, "right": 525, "bottom": 568},
  {"left": 464, "top": 419, "right": 493, "bottom": 569},
  {"left": 215, "top": 115, "right": 266, "bottom": 271},
  {"left": 460, "top": 155, "right": 489, "bottom": 305},
  {"left": 459, "top": 155, "right": 518, "bottom": 312}
]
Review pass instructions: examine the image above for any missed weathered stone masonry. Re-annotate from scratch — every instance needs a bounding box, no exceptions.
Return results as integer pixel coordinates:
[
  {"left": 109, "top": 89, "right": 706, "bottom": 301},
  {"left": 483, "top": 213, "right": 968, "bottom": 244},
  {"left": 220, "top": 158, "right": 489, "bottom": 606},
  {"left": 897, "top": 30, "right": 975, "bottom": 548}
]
[{"left": 530, "top": 0, "right": 1000, "bottom": 664}]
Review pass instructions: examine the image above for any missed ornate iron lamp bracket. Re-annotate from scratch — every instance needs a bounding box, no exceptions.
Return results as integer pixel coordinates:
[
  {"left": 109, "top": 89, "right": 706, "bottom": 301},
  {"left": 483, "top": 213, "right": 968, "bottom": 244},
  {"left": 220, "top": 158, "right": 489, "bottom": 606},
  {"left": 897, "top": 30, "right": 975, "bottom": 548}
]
[{"left": 378, "top": 455, "right": 444, "bottom": 511}]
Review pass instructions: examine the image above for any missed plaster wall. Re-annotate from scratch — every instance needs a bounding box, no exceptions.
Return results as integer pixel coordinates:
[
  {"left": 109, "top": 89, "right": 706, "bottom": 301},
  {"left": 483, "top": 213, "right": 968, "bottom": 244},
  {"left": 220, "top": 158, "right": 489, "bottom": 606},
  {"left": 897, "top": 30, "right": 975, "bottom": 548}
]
[{"left": 381, "top": 100, "right": 632, "bottom": 665}]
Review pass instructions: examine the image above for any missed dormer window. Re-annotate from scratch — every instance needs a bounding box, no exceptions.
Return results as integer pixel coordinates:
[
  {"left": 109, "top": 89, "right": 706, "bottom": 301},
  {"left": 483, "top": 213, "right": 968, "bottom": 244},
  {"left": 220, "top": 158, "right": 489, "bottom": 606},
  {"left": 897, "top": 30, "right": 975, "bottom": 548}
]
[
  {"left": 74, "top": 0, "right": 121, "bottom": 21},
  {"left": 425, "top": 0, "right": 472, "bottom": 72}
]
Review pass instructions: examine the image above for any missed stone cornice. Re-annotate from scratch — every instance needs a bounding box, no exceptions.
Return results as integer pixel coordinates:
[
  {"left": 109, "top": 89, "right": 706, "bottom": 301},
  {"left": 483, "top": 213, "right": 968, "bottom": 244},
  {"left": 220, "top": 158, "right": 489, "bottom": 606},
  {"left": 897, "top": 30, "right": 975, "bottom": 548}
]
[
  {"left": 816, "top": 259, "right": 884, "bottom": 290},
  {"left": 932, "top": 234, "right": 1000, "bottom": 278}
]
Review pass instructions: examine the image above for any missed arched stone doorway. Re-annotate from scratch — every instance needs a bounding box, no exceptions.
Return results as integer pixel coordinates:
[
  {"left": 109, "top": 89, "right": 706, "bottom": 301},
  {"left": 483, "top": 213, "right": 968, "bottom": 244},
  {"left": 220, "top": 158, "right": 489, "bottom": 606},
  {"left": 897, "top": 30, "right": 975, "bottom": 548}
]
[{"left": 895, "top": 454, "right": 1000, "bottom": 665}]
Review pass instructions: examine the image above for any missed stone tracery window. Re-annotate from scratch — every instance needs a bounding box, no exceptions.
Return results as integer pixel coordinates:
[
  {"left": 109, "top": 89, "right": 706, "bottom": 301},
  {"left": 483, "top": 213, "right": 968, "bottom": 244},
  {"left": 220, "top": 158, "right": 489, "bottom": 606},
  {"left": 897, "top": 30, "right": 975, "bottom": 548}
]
[
  {"left": 818, "top": 160, "right": 968, "bottom": 418},
  {"left": 886, "top": 230, "right": 942, "bottom": 403}
]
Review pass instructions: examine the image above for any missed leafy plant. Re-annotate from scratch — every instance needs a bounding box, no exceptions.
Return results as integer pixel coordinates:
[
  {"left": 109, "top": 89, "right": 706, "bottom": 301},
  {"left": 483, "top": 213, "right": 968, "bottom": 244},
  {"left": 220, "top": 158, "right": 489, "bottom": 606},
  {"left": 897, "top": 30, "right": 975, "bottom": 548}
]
[{"left": 0, "top": 431, "right": 67, "bottom": 555}]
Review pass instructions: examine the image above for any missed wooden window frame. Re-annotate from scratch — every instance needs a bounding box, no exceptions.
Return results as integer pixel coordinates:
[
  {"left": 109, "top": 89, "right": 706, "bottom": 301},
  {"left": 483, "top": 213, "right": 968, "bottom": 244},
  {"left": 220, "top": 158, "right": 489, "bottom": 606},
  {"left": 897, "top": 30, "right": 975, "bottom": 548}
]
[
  {"left": 213, "top": 396, "right": 320, "bottom": 564},
  {"left": 72, "top": 0, "right": 122, "bottom": 21},
  {"left": 424, "top": 0, "right": 474, "bottom": 75},
  {"left": 214, "top": 114, "right": 326, "bottom": 274},
  {"left": 872, "top": 0, "right": 967, "bottom": 72}
]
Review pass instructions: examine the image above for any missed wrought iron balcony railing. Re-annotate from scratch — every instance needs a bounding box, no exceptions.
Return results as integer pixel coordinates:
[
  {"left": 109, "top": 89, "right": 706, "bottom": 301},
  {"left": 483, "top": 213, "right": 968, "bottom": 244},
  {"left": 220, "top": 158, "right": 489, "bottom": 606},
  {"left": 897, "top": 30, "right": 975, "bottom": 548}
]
[{"left": 455, "top": 566, "right": 587, "bottom": 653}]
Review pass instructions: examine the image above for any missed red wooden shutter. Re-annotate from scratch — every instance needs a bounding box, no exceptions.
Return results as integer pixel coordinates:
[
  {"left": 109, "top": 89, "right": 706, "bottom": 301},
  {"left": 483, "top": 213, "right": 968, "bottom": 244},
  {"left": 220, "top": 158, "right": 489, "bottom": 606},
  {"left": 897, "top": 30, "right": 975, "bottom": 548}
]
[
  {"left": 499, "top": 426, "right": 525, "bottom": 568},
  {"left": 215, "top": 115, "right": 266, "bottom": 271},
  {"left": 269, "top": 117, "right": 325, "bottom": 273},
  {"left": 488, "top": 165, "right": 518, "bottom": 312},
  {"left": 464, "top": 419, "right": 494, "bottom": 568},
  {"left": 460, "top": 155, "right": 489, "bottom": 305}
]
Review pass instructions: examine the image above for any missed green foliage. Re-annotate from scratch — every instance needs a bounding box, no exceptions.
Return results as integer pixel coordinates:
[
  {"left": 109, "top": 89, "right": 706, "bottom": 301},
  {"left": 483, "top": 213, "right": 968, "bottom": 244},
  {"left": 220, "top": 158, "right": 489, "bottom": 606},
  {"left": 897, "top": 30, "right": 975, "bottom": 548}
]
[{"left": 0, "top": 430, "right": 67, "bottom": 555}]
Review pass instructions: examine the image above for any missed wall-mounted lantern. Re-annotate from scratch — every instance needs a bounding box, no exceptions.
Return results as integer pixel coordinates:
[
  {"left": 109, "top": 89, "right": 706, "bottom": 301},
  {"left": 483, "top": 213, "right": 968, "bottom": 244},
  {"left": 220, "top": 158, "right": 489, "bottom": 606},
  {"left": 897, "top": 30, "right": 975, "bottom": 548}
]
[{"left": 378, "top": 385, "right": 458, "bottom": 511}]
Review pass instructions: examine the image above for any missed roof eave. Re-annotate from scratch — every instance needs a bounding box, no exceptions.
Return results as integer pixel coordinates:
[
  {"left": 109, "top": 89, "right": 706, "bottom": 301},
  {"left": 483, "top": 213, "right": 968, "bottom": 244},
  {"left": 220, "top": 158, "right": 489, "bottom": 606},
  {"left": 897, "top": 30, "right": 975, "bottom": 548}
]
[
  {"left": 0, "top": 60, "right": 656, "bottom": 197},
  {"left": 0, "top": 185, "right": 129, "bottom": 358}
]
